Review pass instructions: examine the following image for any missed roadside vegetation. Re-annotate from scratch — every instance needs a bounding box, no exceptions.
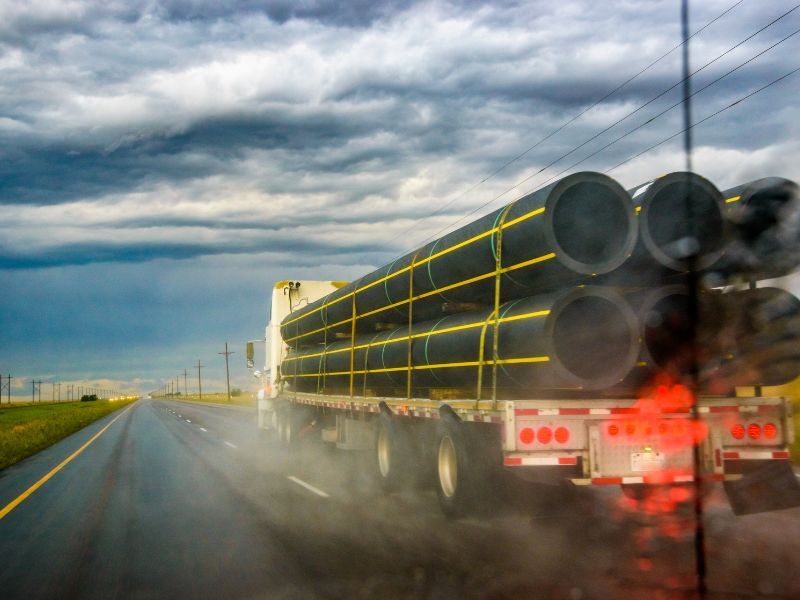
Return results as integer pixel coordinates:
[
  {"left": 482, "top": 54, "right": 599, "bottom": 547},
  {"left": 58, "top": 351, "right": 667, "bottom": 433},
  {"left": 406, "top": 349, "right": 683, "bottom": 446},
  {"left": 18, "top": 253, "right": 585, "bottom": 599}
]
[
  {"left": 161, "top": 391, "right": 255, "bottom": 407},
  {"left": 0, "top": 398, "right": 137, "bottom": 470}
]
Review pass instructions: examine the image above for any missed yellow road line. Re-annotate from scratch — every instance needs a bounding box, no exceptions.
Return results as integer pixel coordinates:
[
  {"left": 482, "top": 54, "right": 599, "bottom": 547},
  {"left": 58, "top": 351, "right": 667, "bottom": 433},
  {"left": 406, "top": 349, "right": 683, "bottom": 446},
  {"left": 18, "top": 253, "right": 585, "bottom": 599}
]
[
  {"left": 725, "top": 195, "right": 741, "bottom": 204},
  {"left": 0, "top": 403, "right": 137, "bottom": 521}
]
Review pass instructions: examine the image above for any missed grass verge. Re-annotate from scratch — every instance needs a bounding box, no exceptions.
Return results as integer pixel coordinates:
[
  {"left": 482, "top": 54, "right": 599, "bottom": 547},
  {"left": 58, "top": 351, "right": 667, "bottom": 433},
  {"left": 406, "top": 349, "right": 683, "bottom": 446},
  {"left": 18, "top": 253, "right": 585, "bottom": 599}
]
[
  {"left": 162, "top": 393, "right": 255, "bottom": 407},
  {"left": 0, "top": 399, "right": 136, "bottom": 471}
]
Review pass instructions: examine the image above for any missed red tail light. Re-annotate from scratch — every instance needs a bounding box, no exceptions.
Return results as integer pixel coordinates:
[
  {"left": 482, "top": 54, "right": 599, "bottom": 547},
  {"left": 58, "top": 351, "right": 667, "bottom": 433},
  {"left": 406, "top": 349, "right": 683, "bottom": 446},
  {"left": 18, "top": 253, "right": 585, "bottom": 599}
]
[
  {"left": 537, "top": 426, "right": 552, "bottom": 444},
  {"left": 625, "top": 422, "right": 636, "bottom": 436},
  {"left": 519, "top": 427, "right": 534, "bottom": 444},
  {"left": 608, "top": 423, "right": 619, "bottom": 436},
  {"left": 764, "top": 422, "right": 777, "bottom": 440},
  {"left": 554, "top": 426, "right": 570, "bottom": 444},
  {"left": 731, "top": 424, "right": 745, "bottom": 440},
  {"left": 747, "top": 424, "right": 761, "bottom": 440}
]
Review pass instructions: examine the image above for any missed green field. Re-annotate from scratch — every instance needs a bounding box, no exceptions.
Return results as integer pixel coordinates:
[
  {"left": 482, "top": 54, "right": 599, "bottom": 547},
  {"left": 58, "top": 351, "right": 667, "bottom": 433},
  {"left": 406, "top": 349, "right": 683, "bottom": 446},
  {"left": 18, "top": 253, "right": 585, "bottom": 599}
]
[
  {"left": 0, "top": 399, "right": 137, "bottom": 471},
  {"left": 160, "top": 392, "right": 255, "bottom": 407}
]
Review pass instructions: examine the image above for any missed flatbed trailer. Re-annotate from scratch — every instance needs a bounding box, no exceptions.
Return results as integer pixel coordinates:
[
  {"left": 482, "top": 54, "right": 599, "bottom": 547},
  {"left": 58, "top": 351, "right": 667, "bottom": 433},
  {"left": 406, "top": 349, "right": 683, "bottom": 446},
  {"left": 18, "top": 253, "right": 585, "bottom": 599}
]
[
  {"left": 265, "top": 386, "right": 794, "bottom": 515},
  {"left": 259, "top": 278, "right": 798, "bottom": 516}
]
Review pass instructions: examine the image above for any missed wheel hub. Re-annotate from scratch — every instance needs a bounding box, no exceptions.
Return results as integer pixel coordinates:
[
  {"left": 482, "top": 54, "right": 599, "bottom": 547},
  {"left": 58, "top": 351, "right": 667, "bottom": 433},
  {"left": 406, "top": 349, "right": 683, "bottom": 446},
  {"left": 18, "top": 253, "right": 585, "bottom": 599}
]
[{"left": 438, "top": 435, "right": 458, "bottom": 498}]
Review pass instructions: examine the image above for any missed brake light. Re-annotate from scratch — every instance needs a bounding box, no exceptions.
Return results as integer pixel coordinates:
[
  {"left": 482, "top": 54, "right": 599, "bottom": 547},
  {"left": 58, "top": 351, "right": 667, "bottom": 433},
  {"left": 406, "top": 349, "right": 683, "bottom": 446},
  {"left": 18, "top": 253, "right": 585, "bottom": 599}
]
[
  {"left": 554, "top": 426, "right": 570, "bottom": 444},
  {"left": 537, "top": 426, "right": 552, "bottom": 444},
  {"left": 764, "top": 422, "right": 777, "bottom": 440},
  {"left": 731, "top": 424, "right": 745, "bottom": 440},
  {"left": 519, "top": 427, "right": 535, "bottom": 444},
  {"left": 747, "top": 424, "right": 761, "bottom": 440}
]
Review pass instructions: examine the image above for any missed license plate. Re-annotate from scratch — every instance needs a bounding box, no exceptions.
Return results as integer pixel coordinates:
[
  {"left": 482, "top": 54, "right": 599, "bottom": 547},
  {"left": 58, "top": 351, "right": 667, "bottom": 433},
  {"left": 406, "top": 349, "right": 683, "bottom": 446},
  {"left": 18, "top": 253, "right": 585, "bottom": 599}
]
[{"left": 631, "top": 451, "right": 666, "bottom": 472}]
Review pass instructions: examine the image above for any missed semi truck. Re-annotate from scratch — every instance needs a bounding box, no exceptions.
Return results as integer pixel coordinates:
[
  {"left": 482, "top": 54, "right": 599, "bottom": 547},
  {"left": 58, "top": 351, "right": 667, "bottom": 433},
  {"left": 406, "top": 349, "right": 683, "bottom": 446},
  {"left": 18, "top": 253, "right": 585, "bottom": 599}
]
[{"left": 256, "top": 172, "right": 800, "bottom": 517}]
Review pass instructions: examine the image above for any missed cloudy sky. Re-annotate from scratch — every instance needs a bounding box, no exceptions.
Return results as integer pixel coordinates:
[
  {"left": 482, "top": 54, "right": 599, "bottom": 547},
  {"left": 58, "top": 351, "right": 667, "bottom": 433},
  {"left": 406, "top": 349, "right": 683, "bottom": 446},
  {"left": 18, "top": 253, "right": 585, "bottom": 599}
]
[{"left": 1, "top": 0, "right": 798, "bottom": 397}]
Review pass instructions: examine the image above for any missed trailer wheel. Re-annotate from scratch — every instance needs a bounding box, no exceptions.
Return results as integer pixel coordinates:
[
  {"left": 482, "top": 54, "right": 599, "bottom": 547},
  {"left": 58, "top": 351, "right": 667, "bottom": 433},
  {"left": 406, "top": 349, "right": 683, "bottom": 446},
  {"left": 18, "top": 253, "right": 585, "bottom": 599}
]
[
  {"left": 276, "top": 408, "right": 291, "bottom": 447},
  {"left": 435, "top": 415, "right": 487, "bottom": 518},
  {"left": 277, "top": 405, "right": 307, "bottom": 449},
  {"left": 374, "top": 411, "right": 416, "bottom": 492}
]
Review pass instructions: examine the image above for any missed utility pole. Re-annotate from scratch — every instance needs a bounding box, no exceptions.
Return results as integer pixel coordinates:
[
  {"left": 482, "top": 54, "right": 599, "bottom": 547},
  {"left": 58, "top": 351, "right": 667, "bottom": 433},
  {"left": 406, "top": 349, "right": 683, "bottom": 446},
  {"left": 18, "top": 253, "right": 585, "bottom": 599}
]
[
  {"left": 219, "top": 343, "right": 234, "bottom": 402},
  {"left": 196, "top": 360, "right": 204, "bottom": 401},
  {"left": 184, "top": 369, "right": 188, "bottom": 398}
]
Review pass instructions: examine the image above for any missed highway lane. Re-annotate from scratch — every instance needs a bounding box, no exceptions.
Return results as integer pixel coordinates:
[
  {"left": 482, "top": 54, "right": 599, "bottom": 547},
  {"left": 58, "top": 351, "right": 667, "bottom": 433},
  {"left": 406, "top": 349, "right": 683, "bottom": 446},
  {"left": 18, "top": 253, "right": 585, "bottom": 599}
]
[{"left": 1, "top": 398, "right": 800, "bottom": 598}]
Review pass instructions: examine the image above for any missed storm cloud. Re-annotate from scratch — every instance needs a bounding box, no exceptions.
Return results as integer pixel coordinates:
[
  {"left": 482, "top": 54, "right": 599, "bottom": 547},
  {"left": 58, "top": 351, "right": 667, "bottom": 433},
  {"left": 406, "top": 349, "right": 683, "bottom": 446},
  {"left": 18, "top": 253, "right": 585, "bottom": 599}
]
[{"left": 1, "top": 0, "right": 798, "bottom": 391}]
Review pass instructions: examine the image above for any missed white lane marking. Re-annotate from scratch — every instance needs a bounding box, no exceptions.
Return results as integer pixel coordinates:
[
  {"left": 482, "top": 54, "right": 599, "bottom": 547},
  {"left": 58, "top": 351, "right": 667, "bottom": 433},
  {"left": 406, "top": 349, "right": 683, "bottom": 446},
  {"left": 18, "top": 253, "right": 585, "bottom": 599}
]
[
  {"left": 224, "top": 441, "right": 237, "bottom": 449},
  {"left": 186, "top": 419, "right": 192, "bottom": 423},
  {"left": 200, "top": 427, "right": 208, "bottom": 432},
  {"left": 287, "top": 475, "right": 330, "bottom": 498}
]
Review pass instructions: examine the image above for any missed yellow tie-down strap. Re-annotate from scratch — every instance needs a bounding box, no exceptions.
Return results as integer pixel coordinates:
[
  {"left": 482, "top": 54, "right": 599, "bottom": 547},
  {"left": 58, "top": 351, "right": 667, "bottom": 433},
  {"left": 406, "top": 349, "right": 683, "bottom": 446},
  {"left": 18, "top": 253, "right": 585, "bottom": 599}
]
[
  {"left": 285, "top": 355, "right": 550, "bottom": 378},
  {"left": 281, "top": 206, "right": 547, "bottom": 329},
  {"left": 283, "top": 309, "right": 550, "bottom": 362},
  {"left": 284, "top": 252, "right": 556, "bottom": 344}
]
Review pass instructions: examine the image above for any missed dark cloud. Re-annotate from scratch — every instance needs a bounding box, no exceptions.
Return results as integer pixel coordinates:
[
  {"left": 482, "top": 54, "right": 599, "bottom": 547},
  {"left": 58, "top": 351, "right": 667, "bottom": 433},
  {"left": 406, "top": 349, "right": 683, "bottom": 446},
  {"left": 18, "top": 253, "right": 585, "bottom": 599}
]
[{"left": 0, "top": 0, "right": 798, "bottom": 390}]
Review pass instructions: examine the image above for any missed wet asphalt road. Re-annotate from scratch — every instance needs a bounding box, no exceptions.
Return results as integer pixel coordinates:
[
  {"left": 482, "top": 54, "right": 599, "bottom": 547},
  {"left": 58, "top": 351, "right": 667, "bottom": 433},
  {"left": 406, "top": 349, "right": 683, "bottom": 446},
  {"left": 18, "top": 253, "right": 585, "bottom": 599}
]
[{"left": 1, "top": 398, "right": 800, "bottom": 599}]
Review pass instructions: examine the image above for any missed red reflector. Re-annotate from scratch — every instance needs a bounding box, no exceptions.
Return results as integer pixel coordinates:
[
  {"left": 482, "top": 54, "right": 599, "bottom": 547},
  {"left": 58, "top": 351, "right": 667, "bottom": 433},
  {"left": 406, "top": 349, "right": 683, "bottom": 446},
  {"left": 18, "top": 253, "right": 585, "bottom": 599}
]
[
  {"left": 558, "top": 457, "right": 577, "bottom": 465},
  {"left": 537, "top": 426, "right": 552, "bottom": 444},
  {"left": 764, "top": 423, "right": 777, "bottom": 439},
  {"left": 731, "top": 424, "right": 744, "bottom": 439},
  {"left": 608, "top": 423, "right": 619, "bottom": 436},
  {"left": 554, "top": 426, "right": 569, "bottom": 444},
  {"left": 504, "top": 457, "right": 522, "bottom": 466},
  {"left": 519, "top": 427, "right": 534, "bottom": 444},
  {"left": 748, "top": 424, "right": 761, "bottom": 440}
]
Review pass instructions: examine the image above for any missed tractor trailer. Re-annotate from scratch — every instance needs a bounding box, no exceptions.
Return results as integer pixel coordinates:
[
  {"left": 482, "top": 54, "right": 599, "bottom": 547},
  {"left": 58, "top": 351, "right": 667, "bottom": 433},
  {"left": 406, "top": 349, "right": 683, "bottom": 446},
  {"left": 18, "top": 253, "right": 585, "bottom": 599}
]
[{"left": 256, "top": 172, "right": 800, "bottom": 516}]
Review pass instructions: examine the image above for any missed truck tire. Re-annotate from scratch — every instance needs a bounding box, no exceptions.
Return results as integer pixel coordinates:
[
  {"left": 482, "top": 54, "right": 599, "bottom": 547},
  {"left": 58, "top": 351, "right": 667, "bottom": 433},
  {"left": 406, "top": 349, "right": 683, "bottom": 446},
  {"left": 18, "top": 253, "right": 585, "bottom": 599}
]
[
  {"left": 435, "top": 415, "right": 488, "bottom": 518},
  {"left": 374, "top": 411, "right": 417, "bottom": 492},
  {"left": 276, "top": 407, "right": 291, "bottom": 447},
  {"left": 277, "top": 405, "right": 307, "bottom": 449}
]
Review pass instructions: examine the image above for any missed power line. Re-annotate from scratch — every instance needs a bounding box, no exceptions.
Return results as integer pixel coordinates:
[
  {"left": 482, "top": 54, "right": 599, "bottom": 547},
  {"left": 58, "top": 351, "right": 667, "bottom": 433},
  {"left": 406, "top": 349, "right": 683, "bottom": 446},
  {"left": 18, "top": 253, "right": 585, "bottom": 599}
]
[
  {"left": 606, "top": 64, "right": 800, "bottom": 173},
  {"left": 386, "top": 0, "right": 748, "bottom": 246},
  {"left": 403, "top": 2, "right": 799, "bottom": 250},
  {"left": 527, "top": 26, "right": 800, "bottom": 192},
  {"left": 219, "top": 343, "right": 235, "bottom": 402}
]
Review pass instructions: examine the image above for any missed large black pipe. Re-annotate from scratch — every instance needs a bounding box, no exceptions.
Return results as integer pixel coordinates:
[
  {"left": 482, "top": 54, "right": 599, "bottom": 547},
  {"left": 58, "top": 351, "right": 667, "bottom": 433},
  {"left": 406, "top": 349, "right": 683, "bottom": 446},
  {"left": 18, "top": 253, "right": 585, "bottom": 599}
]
[
  {"left": 621, "top": 285, "right": 800, "bottom": 390},
  {"left": 281, "top": 172, "right": 637, "bottom": 347},
  {"left": 623, "top": 285, "right": 730, "bottom": 390},
  {"left": 281, "top": 287, "right": 640, "bottom": 396},
  {"left": 720, "top": 286, "right": 800, "bottom": 387},
  {"left": 714, "top": 177, "right": 800, "bottom": 281},
  {"left": 608, "top": 172, "right": 727, "bottom": 283}
]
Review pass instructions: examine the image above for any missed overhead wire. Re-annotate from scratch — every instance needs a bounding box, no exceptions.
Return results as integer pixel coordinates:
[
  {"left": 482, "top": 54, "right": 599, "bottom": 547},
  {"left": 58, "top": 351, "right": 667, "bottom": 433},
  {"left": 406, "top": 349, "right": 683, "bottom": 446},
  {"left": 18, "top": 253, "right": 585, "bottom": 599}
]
[
  {"left": 402, "top": 2, "right": 799, "bottom": 251},
  {"left": 385, "top": 0, "right": 748, "bottom": 246},
  {"left": 605, "top": 64, "right": 800, "bottom": 173},
  {"left": 527, "top": 26, "right": 800, "bottom": 192}
]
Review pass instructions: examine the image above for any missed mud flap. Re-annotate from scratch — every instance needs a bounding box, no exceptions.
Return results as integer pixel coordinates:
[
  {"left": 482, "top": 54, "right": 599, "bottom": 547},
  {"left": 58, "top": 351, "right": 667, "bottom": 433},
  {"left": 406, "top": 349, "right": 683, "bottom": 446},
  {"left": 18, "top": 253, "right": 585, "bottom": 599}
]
[{"left": 724, "top": 459, "right": 800, "bottom": 515}]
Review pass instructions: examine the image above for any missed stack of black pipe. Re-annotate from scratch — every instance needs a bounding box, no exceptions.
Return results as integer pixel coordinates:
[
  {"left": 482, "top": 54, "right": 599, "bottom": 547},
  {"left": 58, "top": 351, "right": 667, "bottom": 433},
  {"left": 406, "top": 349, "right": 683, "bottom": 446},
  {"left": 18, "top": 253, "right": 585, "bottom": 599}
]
[{"left": 280, "top": 171, "right": 800, "bottom": 398}]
